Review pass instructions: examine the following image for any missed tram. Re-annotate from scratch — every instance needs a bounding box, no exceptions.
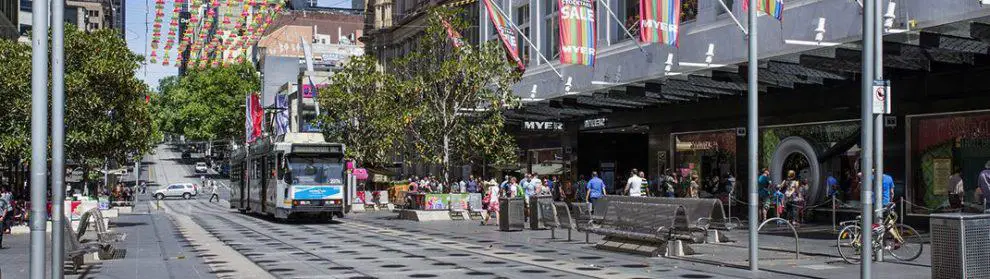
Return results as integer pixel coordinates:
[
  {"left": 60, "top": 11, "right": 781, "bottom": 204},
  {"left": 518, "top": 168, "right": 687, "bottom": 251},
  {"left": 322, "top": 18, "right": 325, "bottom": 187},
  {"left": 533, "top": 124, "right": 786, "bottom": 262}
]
[{"left": 229, "top": 133, "right": 348, "bottom": 220}]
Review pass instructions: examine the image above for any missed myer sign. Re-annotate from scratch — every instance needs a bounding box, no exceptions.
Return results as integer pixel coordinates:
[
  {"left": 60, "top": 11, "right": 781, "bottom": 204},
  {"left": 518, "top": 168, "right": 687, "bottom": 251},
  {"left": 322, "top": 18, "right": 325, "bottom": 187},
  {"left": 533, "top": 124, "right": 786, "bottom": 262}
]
[
  {"left": 583, "top": 118, "right": 607, "bottom": 129},
  {"left": 523, "top": 121, "right": 564, "bottom": 131}
]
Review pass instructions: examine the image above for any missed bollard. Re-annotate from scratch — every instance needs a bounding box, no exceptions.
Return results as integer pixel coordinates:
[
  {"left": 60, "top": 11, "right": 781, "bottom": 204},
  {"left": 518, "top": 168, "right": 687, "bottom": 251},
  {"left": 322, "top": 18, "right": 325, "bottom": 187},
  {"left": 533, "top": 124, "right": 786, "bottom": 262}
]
[{"left": 832, "top": 197, "right": 837, "bottom": 232}]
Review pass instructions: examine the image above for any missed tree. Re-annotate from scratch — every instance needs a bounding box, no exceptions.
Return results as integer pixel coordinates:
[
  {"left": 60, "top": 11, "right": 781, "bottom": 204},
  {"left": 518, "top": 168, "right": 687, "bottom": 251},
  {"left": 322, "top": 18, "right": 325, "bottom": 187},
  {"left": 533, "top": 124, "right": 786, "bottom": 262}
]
[
  {"left": 316, "top": 56, "right": 409, "bottom": 167},
  {"left": 392, "top": 8, "right": 521, "bottom": 182},
  {"left": 152, "top": 62, "right": 260, "bottom": 143}
]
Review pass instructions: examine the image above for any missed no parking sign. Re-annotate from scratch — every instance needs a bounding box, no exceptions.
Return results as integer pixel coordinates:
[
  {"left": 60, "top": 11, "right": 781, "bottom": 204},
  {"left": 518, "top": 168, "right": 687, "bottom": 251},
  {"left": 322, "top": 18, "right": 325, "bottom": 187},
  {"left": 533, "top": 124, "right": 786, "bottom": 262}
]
[{"left": 872, "top": 80, "right": 891, "bottom": 114}]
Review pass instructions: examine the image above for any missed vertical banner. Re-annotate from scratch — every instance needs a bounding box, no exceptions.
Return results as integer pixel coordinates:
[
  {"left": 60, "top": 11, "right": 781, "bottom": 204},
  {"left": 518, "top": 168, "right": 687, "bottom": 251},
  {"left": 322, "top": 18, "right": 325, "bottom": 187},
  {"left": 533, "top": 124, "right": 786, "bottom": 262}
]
[
  {"left": 743, "top": 0, "right": 784, "bottom": 21},
  {"left": 482, "top": 0, "right": 526, "bottom": 71},
  {"left": 245, "top": 92, "right": 263, "bottom": 143},
  {"left": 440, "top": 17, "right": 467, "bottom": 49},
  {"left": 640, "top": 0, "right": 681, "bottom": 46},
  {"left": 558, "top": 0, "right": 597, "bottom": 66}
]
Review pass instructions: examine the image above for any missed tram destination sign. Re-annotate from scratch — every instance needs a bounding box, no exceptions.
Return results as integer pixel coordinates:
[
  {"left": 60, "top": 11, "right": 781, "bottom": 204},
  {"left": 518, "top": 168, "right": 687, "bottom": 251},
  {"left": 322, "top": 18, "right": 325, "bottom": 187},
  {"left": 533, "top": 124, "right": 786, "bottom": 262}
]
[
  {"left": 523, "top": 121, "right": 565, "bottom": 131},
  {"left": 293, "top": 145, "right": 343, "bottom": 154}
]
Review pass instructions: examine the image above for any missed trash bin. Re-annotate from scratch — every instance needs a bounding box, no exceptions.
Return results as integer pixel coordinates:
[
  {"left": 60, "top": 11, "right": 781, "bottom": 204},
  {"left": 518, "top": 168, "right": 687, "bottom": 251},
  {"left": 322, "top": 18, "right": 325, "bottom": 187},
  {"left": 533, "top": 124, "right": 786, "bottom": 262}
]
[
  {"left": 930, "top": 213, "right": 990, "bottom": 279},
  {"left": 499, "top": 197, "right": 525, "bottom": 231}
]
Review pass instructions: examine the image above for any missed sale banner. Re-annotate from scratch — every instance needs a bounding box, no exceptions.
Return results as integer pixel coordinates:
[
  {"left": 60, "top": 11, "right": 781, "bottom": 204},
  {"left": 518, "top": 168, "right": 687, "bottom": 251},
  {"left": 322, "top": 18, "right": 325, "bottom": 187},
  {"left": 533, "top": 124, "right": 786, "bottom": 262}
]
[
  {"left": 482, "top": 0, "right": 525, "bottom": 71},
  {"left": 640, "top": 0, "right": 681, "bottom": 46},
  {"left": 558, "top": 0, "right": 597, "bottom": 66}
]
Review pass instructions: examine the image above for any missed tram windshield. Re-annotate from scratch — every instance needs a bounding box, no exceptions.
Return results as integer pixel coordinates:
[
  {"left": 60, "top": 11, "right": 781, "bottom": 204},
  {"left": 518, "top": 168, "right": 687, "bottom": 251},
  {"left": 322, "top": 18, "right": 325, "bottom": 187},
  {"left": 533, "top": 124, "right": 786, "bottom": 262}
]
[{"left": 286, "top": 156, "right": 344, "bottom": 185}]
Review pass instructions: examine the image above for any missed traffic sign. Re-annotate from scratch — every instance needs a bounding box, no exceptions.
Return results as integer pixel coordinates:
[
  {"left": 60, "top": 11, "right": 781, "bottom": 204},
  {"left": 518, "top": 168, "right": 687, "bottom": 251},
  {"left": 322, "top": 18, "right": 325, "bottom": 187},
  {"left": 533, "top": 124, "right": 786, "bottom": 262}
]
[{"left": 872, "top": 80, "right": 891, "bottom": 114}]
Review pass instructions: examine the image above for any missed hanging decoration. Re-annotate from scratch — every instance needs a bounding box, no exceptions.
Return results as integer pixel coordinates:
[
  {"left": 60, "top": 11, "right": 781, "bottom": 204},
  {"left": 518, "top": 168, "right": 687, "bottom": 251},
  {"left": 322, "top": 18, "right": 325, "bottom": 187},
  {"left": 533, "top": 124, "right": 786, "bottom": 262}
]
[
  {"left": 743, "top": 0, "right": 784, "bottom": 21},
  {"left": 481, "top": 0, "right": 524, "bottom": 71},
  {"left": 557, "top": 0, "right": 598, "bottom": 66},
  {"left": 639, "top": 0, "right": 681, "bottom": 46}
]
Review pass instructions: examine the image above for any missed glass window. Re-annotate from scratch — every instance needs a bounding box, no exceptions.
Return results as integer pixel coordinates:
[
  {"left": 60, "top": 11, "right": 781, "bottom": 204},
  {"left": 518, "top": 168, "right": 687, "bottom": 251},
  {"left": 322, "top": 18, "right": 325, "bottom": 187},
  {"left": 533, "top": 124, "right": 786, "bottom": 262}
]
[
  {"left": 682, "top": 0, "right": 698, "bottom": 22},
  {"left": 287, "top": 156, "right": 344, "bottom": 185},
  {"left": 542, "top": 0, "right": 559, "bottom": 60},
  {"left": 718, "top": 0, "right": 734, "bottom": 16},
  {"left": 515, "top": 4, "right": 530, "bottom": 66},
  {"left": 618, "top": 0, "right": 640, "bottom": 42}
]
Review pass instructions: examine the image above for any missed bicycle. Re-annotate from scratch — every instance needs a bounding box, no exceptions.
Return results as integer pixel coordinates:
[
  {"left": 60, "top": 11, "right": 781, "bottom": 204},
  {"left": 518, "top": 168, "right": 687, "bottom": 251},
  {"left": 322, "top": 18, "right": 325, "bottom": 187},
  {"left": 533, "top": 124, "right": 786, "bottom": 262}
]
[{"left": 835, "top": 203, "right": 923, "bottom": 264}]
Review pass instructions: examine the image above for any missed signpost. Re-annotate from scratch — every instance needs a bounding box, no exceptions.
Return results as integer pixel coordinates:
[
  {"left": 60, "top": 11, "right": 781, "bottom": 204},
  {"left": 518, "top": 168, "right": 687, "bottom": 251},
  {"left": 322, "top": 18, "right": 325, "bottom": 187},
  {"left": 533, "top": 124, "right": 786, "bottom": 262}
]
[{"left": 871, "top": 80, "right": 891, "bottom": 115}]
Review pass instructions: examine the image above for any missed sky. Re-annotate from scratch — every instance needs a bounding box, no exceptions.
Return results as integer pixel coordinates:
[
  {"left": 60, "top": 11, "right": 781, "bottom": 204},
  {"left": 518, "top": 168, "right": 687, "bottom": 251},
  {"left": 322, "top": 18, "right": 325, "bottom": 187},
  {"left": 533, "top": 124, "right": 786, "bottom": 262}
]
[{"left": 126, "top": 0, "right": 352, "bottom": 90}]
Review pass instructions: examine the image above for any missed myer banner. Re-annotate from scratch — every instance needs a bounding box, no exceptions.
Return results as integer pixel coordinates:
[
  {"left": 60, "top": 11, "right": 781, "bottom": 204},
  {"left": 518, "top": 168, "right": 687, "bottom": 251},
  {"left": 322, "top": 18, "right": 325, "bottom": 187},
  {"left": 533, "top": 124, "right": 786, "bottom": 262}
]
[
  {"left": 482, "top": 0, "right": 526, "bottom": 71},
  {"left": 558, "top": 0, "right": 597, "bottom": 66},
  {"left": 640, "top": 0, "right": 681, "bottom": 46}
]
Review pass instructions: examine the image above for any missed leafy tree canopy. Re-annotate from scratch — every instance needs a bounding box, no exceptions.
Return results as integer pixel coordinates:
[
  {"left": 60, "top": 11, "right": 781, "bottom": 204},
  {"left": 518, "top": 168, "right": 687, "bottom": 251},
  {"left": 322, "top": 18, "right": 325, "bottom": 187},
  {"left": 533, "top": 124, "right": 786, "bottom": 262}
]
[{"left": 152, "top": 62, "right": 260, "bottom": 142}]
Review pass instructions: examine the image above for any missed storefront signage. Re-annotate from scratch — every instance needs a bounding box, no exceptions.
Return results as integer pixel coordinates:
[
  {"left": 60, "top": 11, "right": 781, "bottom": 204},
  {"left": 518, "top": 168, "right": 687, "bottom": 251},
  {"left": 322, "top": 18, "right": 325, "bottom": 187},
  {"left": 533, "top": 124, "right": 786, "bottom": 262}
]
[
  {"left": 583, "top": 118, "right": 607, "bottom": 129},
  {"left": 523, "top": 121, "right": 564, "bottom": 131}
]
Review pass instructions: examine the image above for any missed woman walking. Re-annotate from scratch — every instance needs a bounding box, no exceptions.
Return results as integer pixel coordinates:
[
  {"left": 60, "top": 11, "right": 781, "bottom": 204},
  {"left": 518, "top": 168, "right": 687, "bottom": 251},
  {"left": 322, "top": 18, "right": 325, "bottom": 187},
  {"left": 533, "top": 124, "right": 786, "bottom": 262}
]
[{"left": 482, "top": 179, "right": 500, "bottom": 226}]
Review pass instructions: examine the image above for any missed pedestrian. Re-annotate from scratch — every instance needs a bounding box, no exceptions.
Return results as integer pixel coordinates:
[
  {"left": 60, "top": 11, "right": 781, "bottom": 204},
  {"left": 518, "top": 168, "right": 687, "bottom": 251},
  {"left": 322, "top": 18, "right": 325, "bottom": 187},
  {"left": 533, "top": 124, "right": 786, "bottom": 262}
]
[
  {"left": 882, "top": 172, "right": 896, "bottom": 207},
  {"left": 482, "top": 179, "right": 500, "bottom": 226},
  {"left": 688, "top": 175, "right": 700, "bottom": 198},
  {"left": 758, "top": 168, "right": 772, "bottom": 221},
  {"left": 661, "top": 169, "right": 676, "bottom": 198},
  {"left": 724, "top": 172, "right": 735, "bottom": 195},
  {"left": 209, "top": 180, "right": 220, "bottom": 203},
  {"left": 467, "top": 175, "right": 479, "bottom": 194},
  {"left": 575, "top": 175, "right": 588, "bottom": 202},
  {"left": 586, "top": 172, "right": 607, "bottom": 213},
  {"left": 979, "top": 161, "right": 990, "bottom": 211},
  {"left": 625, "top": 170, "right": 643, "bottom": 197},
  {"left": 458, "top": 179, "right": 467, "bottom": 194},
  {"left": 499, "top": 176, "right": 510, "bottom": 198},
  {"left": 548, "top": 176, "right": 558, "bottom": 200},
  {"left": 948, "top": 168, "right": 964, "bottom": 209},
  {"left": 0, "top": 190, "right": 10, "bottom": 248}
]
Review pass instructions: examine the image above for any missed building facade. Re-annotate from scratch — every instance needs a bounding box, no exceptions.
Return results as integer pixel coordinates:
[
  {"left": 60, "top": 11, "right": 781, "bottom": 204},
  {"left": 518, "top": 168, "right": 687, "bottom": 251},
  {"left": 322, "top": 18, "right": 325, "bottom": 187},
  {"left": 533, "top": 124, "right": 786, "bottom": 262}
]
[{"left": 478, "top": 0, "right": 990, "bottom": 215}]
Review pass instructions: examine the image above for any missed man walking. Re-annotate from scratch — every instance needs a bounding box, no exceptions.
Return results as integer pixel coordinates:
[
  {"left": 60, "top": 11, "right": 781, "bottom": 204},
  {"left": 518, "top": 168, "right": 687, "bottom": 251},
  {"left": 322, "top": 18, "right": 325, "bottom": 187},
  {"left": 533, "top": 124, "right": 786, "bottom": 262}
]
[
  {"left": 979, "top": 161, "right": 990, "bottom": 211},
  {"left": 625, "top": 170, "right": 643, "bottom": 197},
  {"left": 209, "top": 180, "right": 220, "bottom": 203},
  {"left": 586, "top": 172, "right": 607, "bottom": 213}
]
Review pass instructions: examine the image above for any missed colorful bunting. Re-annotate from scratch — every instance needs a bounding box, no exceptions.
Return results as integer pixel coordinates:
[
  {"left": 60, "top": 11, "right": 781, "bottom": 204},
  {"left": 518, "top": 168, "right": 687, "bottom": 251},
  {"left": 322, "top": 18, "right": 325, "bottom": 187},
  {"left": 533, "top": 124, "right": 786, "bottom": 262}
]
[{"left": 743, "top": 0, "right": 784, "bottom": 21}]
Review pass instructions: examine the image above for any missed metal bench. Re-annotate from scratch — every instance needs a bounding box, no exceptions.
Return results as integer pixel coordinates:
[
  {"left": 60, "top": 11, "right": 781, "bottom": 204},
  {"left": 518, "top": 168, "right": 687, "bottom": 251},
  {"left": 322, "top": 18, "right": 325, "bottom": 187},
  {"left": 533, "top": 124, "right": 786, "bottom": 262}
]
[
  {"left": 535, "top": 198, "right": 582, "bottom": 241},
  {"left": 466, "top": 193, "right": 484, "bottom": 220},
  {"left": 61, "top": 213, "right": 103, "bottom": 272},
  {"left": 91, "top": 208, "right": 127, "bottom": 243},
  {"left": 582, "top": 196, "right": 693, "bottom": 256},
  {"left": 609, "top": 196, "right": 736, "bottom": 243}
]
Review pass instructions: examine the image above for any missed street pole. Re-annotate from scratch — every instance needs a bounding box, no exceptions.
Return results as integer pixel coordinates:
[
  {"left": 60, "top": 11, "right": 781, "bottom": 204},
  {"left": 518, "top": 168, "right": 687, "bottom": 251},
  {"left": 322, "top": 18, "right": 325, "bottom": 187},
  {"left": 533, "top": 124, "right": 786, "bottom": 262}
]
[
  {"left": 873, "top": 0, "right": 885, "bottom": 263},
  {"left": 747, "top": 0, "right": 759, "bottom": 273},
  {"left": 51, "top": 0, "right": 66, "bottom": 277},
  {"left": 860, "top": 0, "right": 876, "bottom": 277},
  {"left": 29, "top": 0, "right": 49, "bottom": 277}
]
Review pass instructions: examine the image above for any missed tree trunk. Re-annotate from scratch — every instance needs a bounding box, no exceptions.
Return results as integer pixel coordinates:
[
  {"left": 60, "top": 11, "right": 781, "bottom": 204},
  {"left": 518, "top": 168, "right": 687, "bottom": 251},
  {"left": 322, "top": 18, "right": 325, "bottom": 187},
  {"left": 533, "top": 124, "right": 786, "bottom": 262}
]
[{"left": 442, "top": 134, "right": 450, "bottom": 186}]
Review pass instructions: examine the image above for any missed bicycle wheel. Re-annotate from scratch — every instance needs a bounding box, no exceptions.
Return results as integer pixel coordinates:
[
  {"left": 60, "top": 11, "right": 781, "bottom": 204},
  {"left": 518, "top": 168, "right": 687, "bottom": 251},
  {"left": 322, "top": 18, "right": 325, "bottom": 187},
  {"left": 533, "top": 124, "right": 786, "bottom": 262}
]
[
  {"left": 887, "top": 224, "right": 924, "bottom": 261},
  {"left": 836, "top": 225, "right": 863, "bottom": 264}
]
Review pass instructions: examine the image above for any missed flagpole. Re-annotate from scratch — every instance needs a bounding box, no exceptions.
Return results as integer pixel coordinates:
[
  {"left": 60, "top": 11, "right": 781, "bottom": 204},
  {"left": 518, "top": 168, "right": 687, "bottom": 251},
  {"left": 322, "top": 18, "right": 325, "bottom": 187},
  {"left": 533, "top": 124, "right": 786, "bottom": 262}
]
[
  {"left": 486, "top": 1, "right": 563, "bottom": 80},
  {"left": 596, "top": 0, "right": 649, "bottom": 54},
  {"left": 717, "top": 0, "right": 749, "bottom": 35}
]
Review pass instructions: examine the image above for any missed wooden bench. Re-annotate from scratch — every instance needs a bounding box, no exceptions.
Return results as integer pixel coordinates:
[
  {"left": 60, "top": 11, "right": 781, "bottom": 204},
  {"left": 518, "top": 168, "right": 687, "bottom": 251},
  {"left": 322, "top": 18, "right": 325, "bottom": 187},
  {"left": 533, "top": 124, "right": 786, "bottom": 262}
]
[{"left": 582, "top": 196, "right": 693, "bottom": 256}]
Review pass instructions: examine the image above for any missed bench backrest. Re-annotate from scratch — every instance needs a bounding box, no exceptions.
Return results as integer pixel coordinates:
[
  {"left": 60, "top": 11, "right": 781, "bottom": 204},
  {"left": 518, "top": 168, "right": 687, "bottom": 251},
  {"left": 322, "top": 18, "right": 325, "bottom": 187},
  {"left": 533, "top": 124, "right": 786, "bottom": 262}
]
[
  {"left": 77, "top": 210, "right": 94, "bottom": 240},
  {"left": 534, "top": 196, "right": 558, "bottom": 228},
  {"left": 552, "top": 202, "right": 575, "bottom": 229},
  {"left": 62, "top": 216, "right": 82, "bottom": 252},
  {"left": 598, "top": 196, "right": 689, "bottom": 234},
  {"left": 92, "top": 209, "right": 108, "bottom": 233},
  {"left": 608, "top": 196, "right": 726, "bottom": 226}
]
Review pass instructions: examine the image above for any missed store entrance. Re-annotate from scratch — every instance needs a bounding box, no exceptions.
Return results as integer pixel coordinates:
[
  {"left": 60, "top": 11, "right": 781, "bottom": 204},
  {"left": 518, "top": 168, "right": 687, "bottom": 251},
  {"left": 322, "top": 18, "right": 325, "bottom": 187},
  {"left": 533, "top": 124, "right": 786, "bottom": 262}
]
[{"left": 578, "top": 126, "right": 649, "bottom": 194}]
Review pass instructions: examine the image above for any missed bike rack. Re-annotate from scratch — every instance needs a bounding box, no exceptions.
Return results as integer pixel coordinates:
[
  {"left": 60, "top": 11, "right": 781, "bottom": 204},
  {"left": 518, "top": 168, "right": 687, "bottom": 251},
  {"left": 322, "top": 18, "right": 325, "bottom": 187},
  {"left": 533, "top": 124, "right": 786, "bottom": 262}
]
[{"left": 757, "top": 217, "right": 800, "bottom": 260}]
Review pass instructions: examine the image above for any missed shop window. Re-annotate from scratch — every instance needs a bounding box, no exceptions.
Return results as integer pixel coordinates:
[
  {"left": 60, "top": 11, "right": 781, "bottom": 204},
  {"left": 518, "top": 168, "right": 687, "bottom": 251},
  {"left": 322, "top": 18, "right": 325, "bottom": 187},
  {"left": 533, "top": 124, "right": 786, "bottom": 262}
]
[
  {"left": 682, "top": 0, "right": 698, "bottom": 22},
  {"left": 908, "top": 112, "right": 990, "bottom": 212}
]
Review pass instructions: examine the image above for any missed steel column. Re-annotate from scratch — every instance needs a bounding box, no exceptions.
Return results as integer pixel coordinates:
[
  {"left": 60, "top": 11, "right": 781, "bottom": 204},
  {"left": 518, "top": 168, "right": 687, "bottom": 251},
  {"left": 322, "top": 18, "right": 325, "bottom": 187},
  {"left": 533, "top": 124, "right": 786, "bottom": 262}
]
[
  {"left": 860, "top": 0, "right": 876, "bottom": 276},
  {"left": 51, "top": 0, "right": 66, "bottom": 277},
  {"left": 873, "top": 0, "right": 885, "bottom": 263},
  {"left": 747, "top": 0, "right": 759, "bottom": 272},
  {"left": 29, "top": 0, "right": 50, "bottom": 277}
]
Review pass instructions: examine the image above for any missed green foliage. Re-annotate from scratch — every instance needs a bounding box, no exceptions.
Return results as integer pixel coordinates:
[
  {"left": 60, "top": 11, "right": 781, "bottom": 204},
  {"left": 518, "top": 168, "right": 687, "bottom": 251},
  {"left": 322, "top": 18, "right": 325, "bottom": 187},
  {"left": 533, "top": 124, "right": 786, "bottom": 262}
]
[
  {"left": 0, "top": 27, "right": 156, "bottom": 166},
  {"left": 317, "top": 56, "right": 409, "bottom": 167},
  {"left": 392, "top": 8, "right": 521, "bottom": 181},
  {"left": 152, "top": 62, "right": 259, "bottom": 142}
]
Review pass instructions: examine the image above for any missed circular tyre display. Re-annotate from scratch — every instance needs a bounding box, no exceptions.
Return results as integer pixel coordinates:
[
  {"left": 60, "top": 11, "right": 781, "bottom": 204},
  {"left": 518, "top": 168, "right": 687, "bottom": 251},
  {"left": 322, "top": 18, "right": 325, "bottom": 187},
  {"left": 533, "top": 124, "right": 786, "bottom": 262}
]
[{"left": 770, "top": 136, "right": 823, "bottom": 204}]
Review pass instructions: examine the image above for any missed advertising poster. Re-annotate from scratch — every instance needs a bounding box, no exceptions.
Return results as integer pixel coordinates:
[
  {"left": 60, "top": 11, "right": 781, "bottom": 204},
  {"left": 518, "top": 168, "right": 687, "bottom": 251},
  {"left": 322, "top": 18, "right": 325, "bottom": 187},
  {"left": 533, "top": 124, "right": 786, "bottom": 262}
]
[
  {"left": 558, "top": 0, "right": 597, "bottom": 66},
  {"left": 640, "top": 0, "right": 681, "bottom": 46}
]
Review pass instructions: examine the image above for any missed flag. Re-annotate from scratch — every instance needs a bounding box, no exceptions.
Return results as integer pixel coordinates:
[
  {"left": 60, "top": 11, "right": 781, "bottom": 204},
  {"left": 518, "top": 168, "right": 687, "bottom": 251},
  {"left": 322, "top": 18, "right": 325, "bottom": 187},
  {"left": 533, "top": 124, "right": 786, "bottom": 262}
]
[
  {"left": 245, "top": 92, "right": 263, "bottom": 143},
  {"left": 440, "top": 16, "right": 467, "bottom": 49},
  {"left": 558, "top": 0, "right": 597, "bottom": 66},
  {"left": 640, "top": 0, "right": 681, "bottom": 46},
  {"left": 482, "top": 0, "right": 525, "bottom": 71},
  {"left": 743, "top": 0, "right": 784, "bottom": 21},
  {"left": 274, "top": 95, "right": 289, "bottom": 136}
]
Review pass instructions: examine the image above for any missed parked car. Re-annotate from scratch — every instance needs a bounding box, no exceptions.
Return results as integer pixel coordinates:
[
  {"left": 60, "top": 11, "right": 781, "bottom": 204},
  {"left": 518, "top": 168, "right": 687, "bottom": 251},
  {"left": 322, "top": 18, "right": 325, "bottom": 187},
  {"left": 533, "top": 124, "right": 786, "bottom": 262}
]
[
  {"left": 154, "top": 183, "right": 199, "bottom": 200},
  {"left": 194, "top": 162, "right": 209, "bottom": 173}
]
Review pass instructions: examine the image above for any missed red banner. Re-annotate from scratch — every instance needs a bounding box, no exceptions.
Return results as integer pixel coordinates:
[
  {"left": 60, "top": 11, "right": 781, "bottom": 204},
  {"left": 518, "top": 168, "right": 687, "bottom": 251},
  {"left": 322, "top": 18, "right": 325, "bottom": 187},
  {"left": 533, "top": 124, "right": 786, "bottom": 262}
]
[
  {"left": 482, "top": 0, "right": 525, "bottom": 71},
  {"left": 246, "top": 93, "right": 263, "bottom": 143}
]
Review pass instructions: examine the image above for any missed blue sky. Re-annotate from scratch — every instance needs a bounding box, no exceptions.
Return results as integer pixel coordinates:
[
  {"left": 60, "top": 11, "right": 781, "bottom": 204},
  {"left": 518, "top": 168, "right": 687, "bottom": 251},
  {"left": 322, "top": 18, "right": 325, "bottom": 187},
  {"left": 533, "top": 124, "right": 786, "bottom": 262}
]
[{"left": 126, "top": 0, "right": 352, "bottom": 90}]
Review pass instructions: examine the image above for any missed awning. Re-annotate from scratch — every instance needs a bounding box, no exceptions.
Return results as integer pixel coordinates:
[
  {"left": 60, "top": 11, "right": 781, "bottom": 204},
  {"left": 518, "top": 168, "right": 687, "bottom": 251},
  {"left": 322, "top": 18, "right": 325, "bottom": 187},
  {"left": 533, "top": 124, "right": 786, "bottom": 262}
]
[{"left": 519, "top": 164, "right": 565, "bottom": 176}]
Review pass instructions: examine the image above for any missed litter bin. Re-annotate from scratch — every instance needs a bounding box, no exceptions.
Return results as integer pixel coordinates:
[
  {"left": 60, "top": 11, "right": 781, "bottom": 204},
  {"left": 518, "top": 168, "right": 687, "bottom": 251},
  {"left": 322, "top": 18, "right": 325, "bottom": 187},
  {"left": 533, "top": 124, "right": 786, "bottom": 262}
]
[
  {"left": 931, "top": 213, "right": 990, "bottom": 279},
  {"left": 499, "top": 197, "right": 525, "bottom": 231}
]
